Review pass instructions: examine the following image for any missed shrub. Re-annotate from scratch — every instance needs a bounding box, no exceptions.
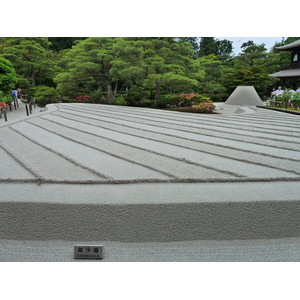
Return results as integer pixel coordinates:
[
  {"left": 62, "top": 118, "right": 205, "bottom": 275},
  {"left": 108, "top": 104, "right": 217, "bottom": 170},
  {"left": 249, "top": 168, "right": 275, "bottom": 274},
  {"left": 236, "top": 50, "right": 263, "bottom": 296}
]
[
  {"left": 0, "top": 102, "right": 9, "bottom": 109},
  {"left": 154, "top": 95, "right": 175, "bottom": 108},
  {"left": 61, "top": 98, "right": 76, "bottom": 103},
  {"left": 33, "top": 86, "right": 60, "bottom": 107},
  {"left": 192, "top": 93, "right": 228, "bottom": 102},
  {"left": 172, "top": 94, "right": 194, "bottom": 107},
  {"left": 191, "top": 102, "right": 216, "bottom": 113},
  {"left": 0, "top": 57, "right": 17, "bottom": 92},
  {"left": 76, "top": 95, "right": 92, "bottom": 103},
  {"left": 114, "top": 97, "right": 128, "bottom": 106},
  {"left": 178, "top": 93, "right": 197, "bottom": 99},
  {"left": 123, "top": 87, "right": 150, "bottom": 106},
  {"left": 90, "top": 91, "right": 103, "bottom": 103},
  {"left": 140, "top": 100, "right": 155, "bottom": 107},
  {"left": 209, "top": 93, "right": 228, "bottom": 101},
  {"left": 293, "top": 91, "right": 300, "bottom": 100},
  {"left": 172, "top": 93, "right": 214, "bottom": 107},
  {"left": 0, "top": 90, "right": 12, "bottom": 104},
  {"left": 191, "top": 94, "right": 211, "bottom": 104}
]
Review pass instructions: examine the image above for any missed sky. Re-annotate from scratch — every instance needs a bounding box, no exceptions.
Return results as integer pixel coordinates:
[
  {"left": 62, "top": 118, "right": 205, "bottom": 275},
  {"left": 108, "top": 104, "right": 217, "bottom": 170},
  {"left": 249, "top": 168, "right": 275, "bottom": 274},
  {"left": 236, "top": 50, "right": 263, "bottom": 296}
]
[{"left": 215, "top": 37, "right": 285, "bottom": 55}]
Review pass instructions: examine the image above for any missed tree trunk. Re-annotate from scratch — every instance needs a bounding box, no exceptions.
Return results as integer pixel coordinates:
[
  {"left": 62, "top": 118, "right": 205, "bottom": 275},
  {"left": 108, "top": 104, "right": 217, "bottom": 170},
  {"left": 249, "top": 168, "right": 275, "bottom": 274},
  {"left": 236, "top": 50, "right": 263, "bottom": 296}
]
[
  {"left": 97, "top": 84, "right": 103, "bottom": 92},
  {"left": 29, "top": 69, "right": 36, "bottom": 87},
  {"left": 114, "top": 81, "right": 118, "bottom": 97},
  {"left": 107, "top": 81, "right": 114, "bottom": 104},
  {"left": 155, "top": 80, "right": 161, "bottom": 102}
]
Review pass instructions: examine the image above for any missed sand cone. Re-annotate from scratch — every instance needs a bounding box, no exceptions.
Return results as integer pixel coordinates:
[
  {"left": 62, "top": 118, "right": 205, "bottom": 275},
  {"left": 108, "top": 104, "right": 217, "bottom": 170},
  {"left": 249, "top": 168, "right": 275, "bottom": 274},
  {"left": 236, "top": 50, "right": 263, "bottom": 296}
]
[{"left": 225, "top": 86, "right": 263, "bottom": 106}]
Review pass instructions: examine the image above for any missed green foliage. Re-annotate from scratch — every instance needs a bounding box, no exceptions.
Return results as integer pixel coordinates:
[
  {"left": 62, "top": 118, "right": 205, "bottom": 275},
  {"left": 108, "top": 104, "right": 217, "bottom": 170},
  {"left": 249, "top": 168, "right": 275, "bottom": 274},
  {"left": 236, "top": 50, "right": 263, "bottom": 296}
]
[
  {"left": 123, "top": 86, "right": 150, "bottom": 106},
  {"left": 215, "top": 39, "right": 233, "bottom": 56},
  {"left": 154, "top": 95, "right": 175, "bottom": 108},
  {"left": 140, "top": 99, "right": 155, "bottom": 107},
  {"left": 223, "top": 65, "right": 274, "bottom": 96},
  {"left": 291, "top": 92, "right": 300, "bottom": 109},
  {"left": 0, "top": 90, "right": 12, "bottom": 104},
  {"left": 16, "top": 77, "right": 31, "bottom": 90},
  {"left": 202, "top": 93, "right": 228, "bottom": 101},
  {"left": 198, "top": 38, "right": 217, "bottom": 57},
  {"left": 0, "top": 57, "right": 17, "bottom": 92},
  {"left": 178, "top": 37, "right": 200, "bottom": 58},
  {"left": 33, "top": 85, "right": 60, "bottom": 107},
  {"left": 171, "top": 94, "right": 194, "bottom": 107},
  {"left": 277, "top": 89, "right": 295, "bottom": 108},
  {"left": 293, "top": 91, "right": 300, "bottom": 100},
  {"left": 196, "top": 54, "right": 227, "bottom": 94},
  {"left": 237, "top": 41, "right": 268, "bottom": 67},
  {"left": 54, "top": 72, "right": 80, "bottom": 99},
  {"left": 191, "top": 94, "right": 212, "bottom": 103},
  {"left": 198, "top": 38, "right": 233, "bottom": 57},
  {"left": 161, "top": 73, "right": 199, "bottom": 93},
  {"left": 114, "top": 97, "right": 128, "bottom": 106},
  {"left": 112, "top": 38, "right": 198, "bottom": 101},
  {"left": 48, "top": 37, "right": 87, "bottom": 52},
  {"left": 1, "top": 37, "right": 59, "bottom": 87},
  {"left": 284, "top": 37, "right": 300, "bottom": 45},
  {"left": 54, "top": 37, "right": 119, "bottom": 104},
  {"left": 191, "top": 102, "right": 216, "bottom": 113},
  {"left": 1, "top": 37, "right": 298, "bottom": 109},
  {"left": 90, "top": 90, "right": 105, "bottom": 104}
]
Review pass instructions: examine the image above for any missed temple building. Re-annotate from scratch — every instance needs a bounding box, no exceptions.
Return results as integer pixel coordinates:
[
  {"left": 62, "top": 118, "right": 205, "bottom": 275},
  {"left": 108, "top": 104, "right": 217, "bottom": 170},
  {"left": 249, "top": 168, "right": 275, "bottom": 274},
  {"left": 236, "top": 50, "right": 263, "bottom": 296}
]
[{"left": 269, "top": 39, "right": 300, "bottom": 89}]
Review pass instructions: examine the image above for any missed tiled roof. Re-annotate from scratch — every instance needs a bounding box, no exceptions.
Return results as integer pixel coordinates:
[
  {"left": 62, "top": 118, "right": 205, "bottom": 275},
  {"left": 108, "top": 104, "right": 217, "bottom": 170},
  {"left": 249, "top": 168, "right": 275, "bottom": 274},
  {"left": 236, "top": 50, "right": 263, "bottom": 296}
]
[{"left": 276, "top": 39, "right": 300, "bottom": 51}]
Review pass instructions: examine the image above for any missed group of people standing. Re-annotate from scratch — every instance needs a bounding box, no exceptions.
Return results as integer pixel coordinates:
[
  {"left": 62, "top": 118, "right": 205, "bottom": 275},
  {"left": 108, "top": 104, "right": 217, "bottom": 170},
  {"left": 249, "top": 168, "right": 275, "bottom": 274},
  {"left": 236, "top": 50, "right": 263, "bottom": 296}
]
[{"left": 271, "top": 86, "right": 300, "bottom": 99}]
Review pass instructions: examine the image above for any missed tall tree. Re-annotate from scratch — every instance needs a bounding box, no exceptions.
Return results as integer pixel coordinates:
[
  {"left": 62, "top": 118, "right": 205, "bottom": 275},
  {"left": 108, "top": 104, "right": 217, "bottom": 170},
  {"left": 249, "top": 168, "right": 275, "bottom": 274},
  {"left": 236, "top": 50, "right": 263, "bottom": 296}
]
[
  {"left": 215, "top": 39, "right": 233, "bottom": 56},
  {"left": 0, "top": 37, "right": 58, "bottom": 88},
  {"left": 0, "top": 57, "right": 17, "bottom": 92},
  {"left": 55, "top": 37, "right": 119, "bottom": 103},
  {"left": 198, "top": 37, "right": 217, "bottom": 57},
  {"left": 48, "top": 37, "right": 87, "bottom": 52},
  {"left": 196, "top": 54, "right": 226, "bottom": 94},
  {"left": 198, "top": 38, "right": 233, "bottom": 59},
  {"left": 178, "top": 37, "right": 200, "bottom": 58},
  {"left": 112, "top": 38, "right": 203, "bottom": 102},
  {"left": 239, "top": 40, "right": 267, "bottom": 66},
  {"left": 224, "top": 41, "right": 277, "bottom": 96}
]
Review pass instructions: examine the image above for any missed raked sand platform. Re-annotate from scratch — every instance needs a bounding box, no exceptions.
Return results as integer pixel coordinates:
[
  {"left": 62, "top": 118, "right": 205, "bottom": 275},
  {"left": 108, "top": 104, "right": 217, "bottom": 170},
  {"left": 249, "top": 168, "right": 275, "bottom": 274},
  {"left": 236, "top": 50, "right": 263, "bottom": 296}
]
[{"left": 1, "top": 102, "right": 300, "bottom": 261}]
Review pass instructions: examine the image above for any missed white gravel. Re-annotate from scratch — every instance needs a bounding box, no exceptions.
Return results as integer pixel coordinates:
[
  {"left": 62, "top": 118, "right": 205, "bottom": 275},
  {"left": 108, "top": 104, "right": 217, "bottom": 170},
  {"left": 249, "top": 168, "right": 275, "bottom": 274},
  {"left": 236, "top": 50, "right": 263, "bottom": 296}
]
[{"left": 1, "top": 102, "right": 300, "bottom": 261}]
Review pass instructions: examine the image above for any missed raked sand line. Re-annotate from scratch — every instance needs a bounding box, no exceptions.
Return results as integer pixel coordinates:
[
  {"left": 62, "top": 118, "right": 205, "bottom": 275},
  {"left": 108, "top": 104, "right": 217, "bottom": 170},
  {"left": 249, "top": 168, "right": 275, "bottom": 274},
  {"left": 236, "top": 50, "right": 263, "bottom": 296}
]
[
  {"left": 63, "top": 103, "right": 300, "bottom": 133},
  {"left": 54, "top": 108, "right": 300, "bottom": 148},
  {"left": 44, "top": 111, "right": 300, "bottom": 174}
]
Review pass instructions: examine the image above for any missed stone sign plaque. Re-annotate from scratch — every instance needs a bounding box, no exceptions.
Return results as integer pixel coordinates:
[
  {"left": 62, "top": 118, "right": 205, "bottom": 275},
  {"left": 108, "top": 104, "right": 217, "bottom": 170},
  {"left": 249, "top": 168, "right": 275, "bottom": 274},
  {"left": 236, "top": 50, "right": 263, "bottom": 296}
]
[{"left": 74, "top": 245, "right": 103, "bottom": 260}]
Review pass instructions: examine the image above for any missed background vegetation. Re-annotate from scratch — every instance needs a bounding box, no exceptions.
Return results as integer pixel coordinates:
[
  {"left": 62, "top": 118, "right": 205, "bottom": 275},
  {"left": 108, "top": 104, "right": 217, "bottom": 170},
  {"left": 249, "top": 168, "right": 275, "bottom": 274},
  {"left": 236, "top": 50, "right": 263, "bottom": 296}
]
[{"left": 0, "top": 37, "right": 298, "bottom": 107}]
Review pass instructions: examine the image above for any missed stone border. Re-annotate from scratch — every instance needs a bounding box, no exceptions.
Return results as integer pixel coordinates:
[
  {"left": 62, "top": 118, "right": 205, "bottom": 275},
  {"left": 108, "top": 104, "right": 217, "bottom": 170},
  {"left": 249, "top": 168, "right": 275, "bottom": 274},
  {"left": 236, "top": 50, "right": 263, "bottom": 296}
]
[
  {"left": 257, "top": 106, "right": 300, "bottom": 115},
  {"left": 1, "top": 181, "right": 300, "bottom": 242}
]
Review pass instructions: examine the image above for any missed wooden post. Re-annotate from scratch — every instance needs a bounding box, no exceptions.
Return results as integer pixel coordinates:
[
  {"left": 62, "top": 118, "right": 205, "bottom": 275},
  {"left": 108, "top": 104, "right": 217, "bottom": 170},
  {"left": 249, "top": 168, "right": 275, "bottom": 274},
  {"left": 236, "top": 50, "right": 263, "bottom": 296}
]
[{"left": 4, "top": 109, "right": 7, "bottom": 122}]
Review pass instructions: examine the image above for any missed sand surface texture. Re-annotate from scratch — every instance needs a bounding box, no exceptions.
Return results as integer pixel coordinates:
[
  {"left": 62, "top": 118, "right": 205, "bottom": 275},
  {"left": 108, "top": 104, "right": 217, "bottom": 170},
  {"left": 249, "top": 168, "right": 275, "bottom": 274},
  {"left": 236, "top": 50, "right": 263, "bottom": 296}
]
[{"left": 1, "top": 102, "right": 300, "bottom": 261}]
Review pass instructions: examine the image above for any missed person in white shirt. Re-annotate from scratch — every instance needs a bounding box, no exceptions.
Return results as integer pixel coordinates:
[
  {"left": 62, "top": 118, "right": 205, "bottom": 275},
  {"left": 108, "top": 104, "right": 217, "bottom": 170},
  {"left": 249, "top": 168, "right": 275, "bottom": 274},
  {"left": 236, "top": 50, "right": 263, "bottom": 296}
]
[{"left": 271, "top": 86, "right": 283, "bottom": 99}]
